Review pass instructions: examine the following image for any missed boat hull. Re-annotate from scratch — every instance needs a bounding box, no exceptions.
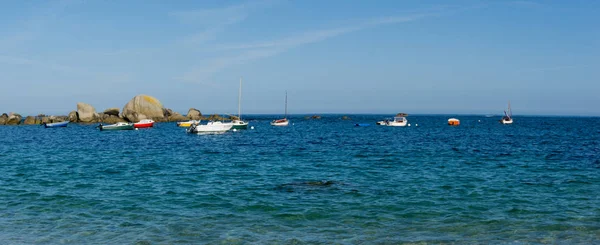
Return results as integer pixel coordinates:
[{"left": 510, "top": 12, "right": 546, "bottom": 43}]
[
  {"left": 501, "top": 118, "right": 513, "bottom": 124},
  {"left": 230, "top": 120, "right": 248, "bottom": 129},
  {"left": 134, "top": 122, "right": 154, "bottom": 128},
  {"left": 386, "top": 121, "right": 407, "bottom": 127},
  {"left": 271, "top": 119, "right": 289, "bottom": 126},
  {"left": 177, "top": 121, "right": 198, "bottom": 127},
  {"left": 44, "top": 121, "right": 68, "bottom": 128},
  {"left": 100, "top": 124, "right": 134, "bottom": 131},
  {"left": 187, "top": 122, "right": 233, "bottom": 133}
]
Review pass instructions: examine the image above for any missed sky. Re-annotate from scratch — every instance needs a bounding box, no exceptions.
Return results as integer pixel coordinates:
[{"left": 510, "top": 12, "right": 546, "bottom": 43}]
[{"left": 0, "top": 0, "right": 599, "bottom": 116}]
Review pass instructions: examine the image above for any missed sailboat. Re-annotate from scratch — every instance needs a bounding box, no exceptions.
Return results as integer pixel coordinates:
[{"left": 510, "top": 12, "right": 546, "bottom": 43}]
[
  {"left": 271, "top": 91, "right": 289, "bottom": 126},
  {"left": 500, "top": 101, "right": 513, "bottom": 124},
  {"left": 231, "top": 77, "right": 249, "bottom": 129}
]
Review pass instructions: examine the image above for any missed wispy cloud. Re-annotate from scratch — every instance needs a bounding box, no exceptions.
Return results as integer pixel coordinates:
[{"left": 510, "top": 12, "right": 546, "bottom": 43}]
[
  {"left": 170, "top": 0, "right": 279, "bottom": 45},
  {"left": 179, "top": 12, "right": 438, "bottom": 84}
]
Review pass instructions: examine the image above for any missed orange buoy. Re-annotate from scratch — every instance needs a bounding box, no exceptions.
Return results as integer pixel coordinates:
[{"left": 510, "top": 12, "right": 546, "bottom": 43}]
[{"left": 448, "top": 118, "right": 460, "bottom": 126}]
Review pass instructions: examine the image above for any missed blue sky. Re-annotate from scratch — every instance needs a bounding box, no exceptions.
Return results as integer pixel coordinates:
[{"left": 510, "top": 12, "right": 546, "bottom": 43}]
[{"left": 1, "top": 0, "right": 598, "bottom": 116}]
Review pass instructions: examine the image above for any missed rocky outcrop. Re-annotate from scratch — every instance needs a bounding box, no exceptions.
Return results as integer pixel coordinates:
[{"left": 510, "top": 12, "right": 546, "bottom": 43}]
[
  {"left": 68, "top": 111, "right": 78, "bottom": 122},
  {"left": 311, "top": 115, "right": 322, "bottom": 119},
  {"left": 6, "top": 113, "right": 22, "bottom": 125},
  {"left": 168, "top": 112, "right": 187, "bottom": 122},
  {"left": 98, "top": 113, "right": 126, "bottom": 124},
  {"left": 23, "top": 116, "right": 37, "bottom": 125},
  {"left": 122, "top": 95, "right": 165, "bottom": 122},
  {"left": 103, "top": 108, "right": 120, "bottom": 117},
  {"left": 0, "top": 113, "right": 8, "bottom": 125},
  {"left": 207, "top": 114, "right": 227, "bottom": 121},
  {"left": 186, "top": 108, "right": 202, "bottom": 120},
  {"left": 77, "top": 102, "right": 99, "bottom": 123}
]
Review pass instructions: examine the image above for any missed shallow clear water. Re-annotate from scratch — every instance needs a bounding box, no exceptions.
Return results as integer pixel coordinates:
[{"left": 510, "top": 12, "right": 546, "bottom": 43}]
[{"left": 0, "top": 115, "right": 599, "bottom": 244}]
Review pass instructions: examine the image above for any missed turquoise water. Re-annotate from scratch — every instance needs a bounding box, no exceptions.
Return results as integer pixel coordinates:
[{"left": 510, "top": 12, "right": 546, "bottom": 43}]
[{"left": 0, "top": 115, "right": 599, "bottom": 244}]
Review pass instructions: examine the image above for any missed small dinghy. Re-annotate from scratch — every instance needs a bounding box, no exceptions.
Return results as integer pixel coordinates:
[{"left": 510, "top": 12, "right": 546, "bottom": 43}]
[
  {"left": 43, "top": 121, "right": 68, "bottom": 128},
  {"left": 134, "top": 119, "right": 154, "bottom": 128},
  {"left": 97, "top": 122, "right": 134, "bottom": 131}
]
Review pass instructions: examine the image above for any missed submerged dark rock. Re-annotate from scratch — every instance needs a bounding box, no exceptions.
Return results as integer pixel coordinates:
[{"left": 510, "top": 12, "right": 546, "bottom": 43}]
[{"left": 275, "top": 180, "right": 341, "bottom": 193}]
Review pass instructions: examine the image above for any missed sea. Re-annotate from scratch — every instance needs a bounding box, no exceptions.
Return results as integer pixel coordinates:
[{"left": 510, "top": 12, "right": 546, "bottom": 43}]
[{"left": 0, "top": 115, "right": 598, "bottom": 244}]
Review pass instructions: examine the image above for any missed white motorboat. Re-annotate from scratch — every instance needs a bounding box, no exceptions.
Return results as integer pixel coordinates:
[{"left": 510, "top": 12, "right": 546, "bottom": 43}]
[
  {"left": 387, "top": 116, "right": 408, "bottom": 127},
  {"left": 378, "top": 113, "right": 408, "bottom": 127},
  {"left": 186, "top": 121, "right": 233, "bottom": 133},
  {"left": 500, "top": 101, "right": 513, "bottom": 124}
]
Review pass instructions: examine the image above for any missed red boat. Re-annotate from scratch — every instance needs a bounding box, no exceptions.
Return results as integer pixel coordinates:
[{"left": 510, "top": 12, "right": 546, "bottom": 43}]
[{"left": 134, "top": 119, "right": 154, "bottom": 128}]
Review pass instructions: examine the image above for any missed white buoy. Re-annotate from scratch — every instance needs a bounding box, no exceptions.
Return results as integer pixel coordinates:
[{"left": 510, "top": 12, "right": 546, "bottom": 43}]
[
  {"left": 415, "top": 124, "right": 418, "bottom": 127},
  {"left": 233, "top": 129, "right": 237, "bottom": 132},
  {"left": 251, "top": 126, "right": 254, "bottom": 130},
  {"left": 478, "top": 120, "right": 481, "bottom": 122},
  {"left": 135, "top": 128, "right": 139, "bottom": 130},
  {"left": 408, "top": 123, "right": 411, "bottom": 127}
]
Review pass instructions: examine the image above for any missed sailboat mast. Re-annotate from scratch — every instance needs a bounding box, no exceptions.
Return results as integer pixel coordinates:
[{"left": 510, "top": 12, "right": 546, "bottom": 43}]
[
  {"left": 238, "top": 77, "right": 242, "bottom": 119},
  {"left": 285, "top": 91, "right": 288, "bottom": 118}
]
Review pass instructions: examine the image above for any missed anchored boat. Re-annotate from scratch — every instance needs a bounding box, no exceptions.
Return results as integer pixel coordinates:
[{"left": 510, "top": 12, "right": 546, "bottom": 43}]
[
  {"left": 500, "top": 101, "right": 513, "bottom": 124},
  {"left": 187, "top": 121, "right": 233, "bottom": 133},
  {"left": 43, "top": 121, "right": 68, "bottom": 128},
  {"left": 134, "top": 119, "right": 154, "bottom": 128},
  {"left": 378, "top": 113, "right": 408, "bottom": 127},
  {"left": 231, "top": 77, "right": 248, "bottom": 129},
  {"left": 177, "top": 120, "right": 199, "bottom": 127},
  {"left": 98, "top": 122, "right": 134, "bottom": 131},
  {"left": 271, "top": 91, "right": 289, "bottom": 126}
]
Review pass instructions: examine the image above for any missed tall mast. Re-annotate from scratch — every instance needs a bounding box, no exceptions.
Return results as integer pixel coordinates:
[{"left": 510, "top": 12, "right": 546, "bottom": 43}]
[
  {"left": 238, "top": 77, "right": 242, "bottom": 119},
  {"left": 284, "top": 91, "right": 288, "bottom": 118}
]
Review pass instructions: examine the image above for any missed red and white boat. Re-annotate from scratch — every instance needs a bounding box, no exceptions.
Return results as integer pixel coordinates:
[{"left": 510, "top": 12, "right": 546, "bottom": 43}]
[{"left": 134, "top": 119, "right": 154, "bottom": 128}]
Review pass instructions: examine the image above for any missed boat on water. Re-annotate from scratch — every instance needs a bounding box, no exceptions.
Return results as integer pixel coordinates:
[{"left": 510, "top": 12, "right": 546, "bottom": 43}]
[
  {"left": 500, "top": 101, "right": 513, "bottom": 124},
  {"left": 98, "top": 122, "right": 134, "bottom": 131},
  {"left": 378, "top": 113, "right": 408, "bottom": 127},
  {"left": 187, "top": 121, "right": 233, "bottom": 133},
  {"left": 448, "top": 118, "right": 460, "bottom": 126},
  {"left": 231, "top": 77, "right": 248, "bottom": 129},
  {"left": 134, "top": 119, "right": 154, "bottom": 128},
  {"left": 271, "top": 91, "right": 289, "bottom": 126},
  {"left": 177, "top": 120, "right": 199, "bottom": 127},
  {"left": 43, "top": 121, "right": 68, "bottom": 128}
]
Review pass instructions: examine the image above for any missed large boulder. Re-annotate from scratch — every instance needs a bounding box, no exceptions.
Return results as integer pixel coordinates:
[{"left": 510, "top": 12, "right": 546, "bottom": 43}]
[
  {"left": 186, "top": 108, "right": 202, "bottom": 120},
  {"left": 99, "top": 113, "right": 126, "bottom": 124},
  {"left": 207, "top": 114, "right": 226, "bottom": 121},
  {"left": 168, "top": 112, "right": 187, "bottom": 122},
  {"left": 6, "top": 113, "right": 22, "bottom": 125},
  {"left": 77, "top": 102, "right": 99, "bottom": 123},
  {"left": 0, "top": 113, "right": 8, "bottom": 125},
  {"left": 103, "top": 108, "right": 120, "bottom": 117},
  {"left": 23, "top": 116, "right": 37, "bottom": 125},
  {"left": 68, "top": 111, "right": 78, "bottom": 122},
  {"left": 122, "top": 95, "right": 165, "bottom": 122}
]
